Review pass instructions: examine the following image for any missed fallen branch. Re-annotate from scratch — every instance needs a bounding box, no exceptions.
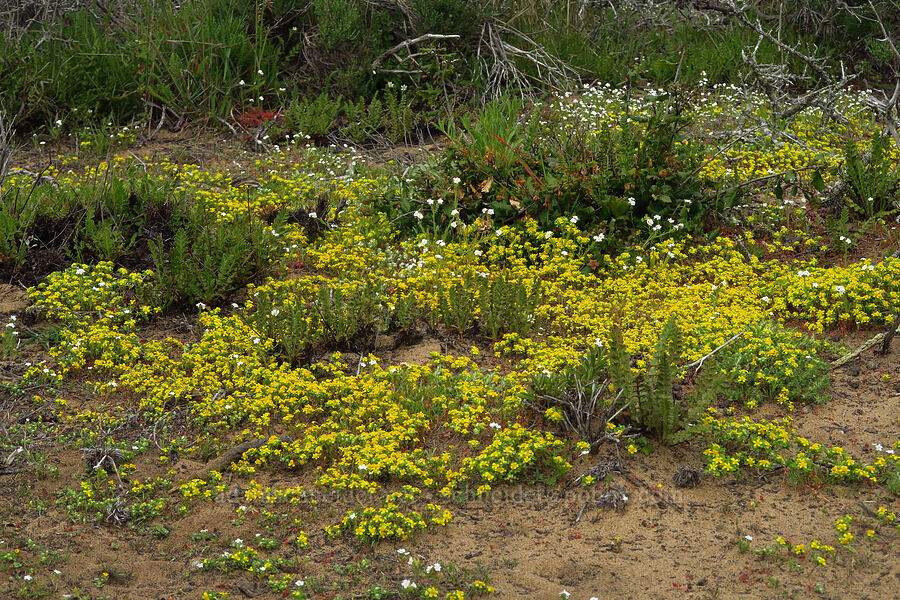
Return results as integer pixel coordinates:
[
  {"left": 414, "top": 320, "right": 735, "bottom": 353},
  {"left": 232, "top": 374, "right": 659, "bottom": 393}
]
[
  {"left": 207, "top": 435, "right": 294, "bottom": 474},
  {"left": 877, "top": 312, "right": 899, "bottom": 355},
  {"left": 734, "top": 164, "right": 826, "bottom": 190},
  {"left": 683, "top": 330, "right": 745, "bottom": 373},
  {"left": 832, "top": 321, "right": 900, "bottom": 368},
  {"left": 623, "top": 471, "right": 683, "bottom": 512}
]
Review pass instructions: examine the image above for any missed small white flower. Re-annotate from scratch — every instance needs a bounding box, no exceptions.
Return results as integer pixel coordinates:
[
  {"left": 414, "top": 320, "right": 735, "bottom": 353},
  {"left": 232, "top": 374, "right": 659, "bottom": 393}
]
[
  {"left": 233, "top": 538, "right": 243, "bottom": 546},
  {"left": 401, "top": 579, "right": 416, "bottom": 589},
  {"left": 489, "top": 422, "right": 501, "bottom": 429},
  {"left": 452, "top": 177, "right": 461, "bottom": 184},
  {"left": 358, "top": 464, "right": 368, "bottom": 471},
  {"left": 495, "top": 228, "right": 504, "bottom": 236},
  {"left": 295, "top": 580, "right": 305, "bottom": 587},
  {"left": 834, "top": 285, "right": 846, "bottom": 295},
  {"left": 308, "top": 212, "right": 317, "bottom": 219},
  {"left": 594, "top": 338, "right": 603, "bottom": 347},
  {"left": 23, "top": 575, "right": 33, "bottom": 581},
  {"left": 239, "top": 79, "right": 245, "bottom": 85},
  {"left": 570, "top": 215, "right": 579, "bottom": 224},
  {"left": 761, "top": 296, "right": 770, "bottom": 303},
  {"left": 627, "top": 197, "right": 636, "bottom": 206},
  {"left": 593, "top": 233, "right": 605, "bottom": 242},
  {"left": 270, "top": 308, "right": 280, "bottom": 316},
  {"left": 474, "top": 249, "right": 482, "bottom": 256},
  {"left": 744, "top": 535, "right": 753, "bottom": 541},
  {"left": 413, "top": 211, "right": 424, "bottom": 219},
  {"left": 257, "top": 69, "right": 264, "bottom": 75}
]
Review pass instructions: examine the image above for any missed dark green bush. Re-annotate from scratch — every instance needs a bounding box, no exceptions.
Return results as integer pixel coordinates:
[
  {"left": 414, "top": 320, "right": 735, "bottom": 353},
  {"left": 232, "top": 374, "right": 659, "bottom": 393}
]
[{"left": 430, "top": 91, "right": 710, "bottom": 239}]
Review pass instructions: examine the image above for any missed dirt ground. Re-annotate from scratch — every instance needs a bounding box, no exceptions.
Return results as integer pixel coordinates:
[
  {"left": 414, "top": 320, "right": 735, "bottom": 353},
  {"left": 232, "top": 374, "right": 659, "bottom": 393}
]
[{"left": 0, "top": 329, "right": 896, "bottom": 600}]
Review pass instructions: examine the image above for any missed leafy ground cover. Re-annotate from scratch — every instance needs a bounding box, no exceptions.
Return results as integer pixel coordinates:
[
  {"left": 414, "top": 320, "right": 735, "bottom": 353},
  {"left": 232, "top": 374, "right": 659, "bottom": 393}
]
[{"left": 1, "top": 83, "right": 899, "bottom": 600}]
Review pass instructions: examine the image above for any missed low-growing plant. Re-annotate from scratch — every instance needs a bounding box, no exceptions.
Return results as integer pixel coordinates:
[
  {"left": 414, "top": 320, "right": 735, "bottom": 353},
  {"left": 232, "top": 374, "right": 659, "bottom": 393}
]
[
  {"left": 843, "top": 132, "right": 900, "bottom": 220},
  {"left": 340, "top": 96, "right": 382, "bottom": 143},
  {"left": 150, "top": 201, "right": 284, "bottom": 307},
  {"left": 0, "top": 186, "right": 39, "bottom": 267},
  {"left": 477, "top": 273, "right": 542, "bottom": 339},
  {"left": 532, "top": 342, "right": 629, "bottom": 449},
  {"left": 1, "top": 316, "right": 20, "bottom": 358},
  {"left": 432, "top": 273, "right": 480, "bottom": 334},
  {"left": 246, "top": 275, "right": 387, "bottom": 362},
  {"left": 610, "top": 316, "right": 683, "bottom": 442},
  {"left": 711, "top": 322, "right": 830, "bottom": 410},
  {"left": 382, "top": 83, "right": 415, "bottom": 143},
  {"left": 279, "top": 92, "right": 343, "bottom": 139}
]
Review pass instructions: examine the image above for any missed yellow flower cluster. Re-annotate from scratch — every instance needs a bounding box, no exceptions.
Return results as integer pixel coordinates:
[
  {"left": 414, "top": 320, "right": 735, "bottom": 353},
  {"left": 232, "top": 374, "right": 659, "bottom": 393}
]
[
  {"left": 28, "top": 262, "right": 158, "bottom": 328},
  {"left": 326, "top": 490, "right": 450, "bottom": 542}
]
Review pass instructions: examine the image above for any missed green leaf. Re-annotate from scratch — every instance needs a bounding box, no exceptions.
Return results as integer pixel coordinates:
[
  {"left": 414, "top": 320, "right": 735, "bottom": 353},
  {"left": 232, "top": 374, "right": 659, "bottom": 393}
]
[{"left": 811, "top": 170, "right": 826, "bottom": 192}]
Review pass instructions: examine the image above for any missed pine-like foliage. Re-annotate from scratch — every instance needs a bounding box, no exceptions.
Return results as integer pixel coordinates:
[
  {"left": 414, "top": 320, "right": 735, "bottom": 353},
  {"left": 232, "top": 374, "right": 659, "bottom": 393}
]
[{"left": 609, "top": 316, "right": 685, "bottom": 442}]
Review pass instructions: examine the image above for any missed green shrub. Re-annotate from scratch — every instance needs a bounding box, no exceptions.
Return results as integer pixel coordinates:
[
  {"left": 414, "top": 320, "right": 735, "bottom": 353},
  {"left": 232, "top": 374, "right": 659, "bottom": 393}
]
[
  {"left": 0, "top": 0, "right": 280, "bottom": 130},
  {"left": 434, "top": 91, "right": 709, "bottom": 238},
  {"left": 312, "top": 0, "right": 363, "bottom": 51}
]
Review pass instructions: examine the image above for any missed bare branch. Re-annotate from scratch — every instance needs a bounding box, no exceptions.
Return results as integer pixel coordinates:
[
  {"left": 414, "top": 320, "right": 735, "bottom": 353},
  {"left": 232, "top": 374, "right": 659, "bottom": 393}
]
[{"left": 371, "top": 33, "right": 461, "bottom": 73}]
